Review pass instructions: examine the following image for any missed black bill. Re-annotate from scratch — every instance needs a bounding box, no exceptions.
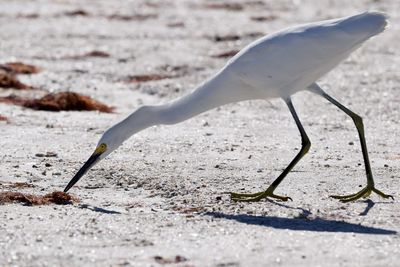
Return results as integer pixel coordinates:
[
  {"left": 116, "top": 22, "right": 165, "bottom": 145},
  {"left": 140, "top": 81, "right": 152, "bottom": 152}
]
[{"left": 64, "top": 152, "right": 101, "bottom": 192}]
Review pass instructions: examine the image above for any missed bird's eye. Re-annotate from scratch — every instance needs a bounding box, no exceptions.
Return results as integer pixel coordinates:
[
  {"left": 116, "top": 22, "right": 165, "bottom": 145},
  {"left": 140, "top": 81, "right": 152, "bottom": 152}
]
[{"left": 96, "top": 143, "right": 107, "bottom": 153}]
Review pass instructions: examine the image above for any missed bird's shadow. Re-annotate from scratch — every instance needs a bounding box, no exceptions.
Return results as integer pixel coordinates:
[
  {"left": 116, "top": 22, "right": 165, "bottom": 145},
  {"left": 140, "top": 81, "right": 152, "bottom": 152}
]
[
  {"left": 78, "top": 203, "right": 122, "bottom": 214},
  {"left": 205, "top": 200, "right": 396, "bottom": 235},
  {"left": 359, "top": 199, "right": 375, "bottom": 216}
]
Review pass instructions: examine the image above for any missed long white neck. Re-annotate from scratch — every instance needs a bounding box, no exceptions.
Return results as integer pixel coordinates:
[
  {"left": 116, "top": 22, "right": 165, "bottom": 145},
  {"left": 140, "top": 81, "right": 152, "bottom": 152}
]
[
  {"left": 157, "top": 74, "right": 238, "bottom": 125},
  {"left": 113, "top": 69, "right": 261, "bottom": 143}
]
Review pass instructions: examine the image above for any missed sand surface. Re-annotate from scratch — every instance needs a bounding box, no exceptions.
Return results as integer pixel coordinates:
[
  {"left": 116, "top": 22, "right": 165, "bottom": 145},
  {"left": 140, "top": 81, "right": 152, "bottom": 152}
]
[{"left": 1, "top": 0, "right": 399, "bottom": 266}]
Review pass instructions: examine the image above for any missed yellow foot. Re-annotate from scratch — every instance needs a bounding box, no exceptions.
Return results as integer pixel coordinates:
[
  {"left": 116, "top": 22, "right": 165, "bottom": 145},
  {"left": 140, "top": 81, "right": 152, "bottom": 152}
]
[
  {"left": 330, "top": 185, "right": 394, "bottom": 203},
  {"left": 231, "top": 188, "right": 292, "bottom": 202}
]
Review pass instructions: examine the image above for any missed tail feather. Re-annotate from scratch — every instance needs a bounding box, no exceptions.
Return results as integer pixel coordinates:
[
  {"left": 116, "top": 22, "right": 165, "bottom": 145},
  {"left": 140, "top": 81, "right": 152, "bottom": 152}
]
[{"left": 339, "top": 11, "right": 388, "bottom": 39}]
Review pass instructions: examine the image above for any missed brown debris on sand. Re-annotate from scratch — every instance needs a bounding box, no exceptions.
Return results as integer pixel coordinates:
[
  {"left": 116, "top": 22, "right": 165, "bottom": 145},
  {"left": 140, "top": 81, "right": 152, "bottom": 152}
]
[
  {"left": 204, "top": 3, "right": 243, "bottom": 11},
  {"left": 250, "top": 15, "right": 277, "bottom": 22},
  {"left": 126, "top": 65, "right": 200, "bottom": 85},
  {"left": 107, "top": 13, "right": 158, "bottom": 21},
  {"left": 154, "top": 255, "right": 188, "bottom": 265},
  {"left": 64, "top": 50, "right": 111, "bottom": 59},
  {"left": 211, "top": 49, "right": 239, "bottom": 58},
  {"left": 0, "top": 92, "right": 114, "bottom": 113},
  {"left": 126, "top": 74, "right": 176, "bottom": 83},
  {"left": 0, "top": 71, "right": 32, "bottom": 89},
  {"left": 35, "top": 152, "right": 58, "bottom": 158},
  {"left": 0, "top": 181, "right": 35, "bottom": 189},
  {"left": 210, "top": 32, "right": 263, "bottom": 42},
  {"left": 166, "top": 21, "right": 185, "bottom": 28},
  {"left": 0, "top": 62, "right": 40, "bottom": 89},
  {"left": 212, "top": 34, "right": 241, "bottom": 42},
  {"left": 67, "top": 50, "right": 110, "bottom": 59},
  {"left": 83, "top": 50, "right": 110, "bottom": 58},
  {"left": 16, "top": 13, "right": 40, "bottom": 19},
  {"left": 63, "top": 9, "right": 90, "bottom": 17},
  {"left": 0, "top": 94, "right": 28, "bottom": 106},
  {"left": 0, "top": 115, "right": 8, "bottom": 122},
  {"left": 0, "top": 191, "right": 79, "bottom": 205},
  {"left": 0, "top": 62, "right": 41, "bottom": 74}
]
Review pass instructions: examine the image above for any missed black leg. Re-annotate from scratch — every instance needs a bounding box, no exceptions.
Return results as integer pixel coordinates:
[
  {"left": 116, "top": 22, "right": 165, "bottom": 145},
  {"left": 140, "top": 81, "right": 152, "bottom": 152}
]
[
  {"left": 313, "top": 86, "right": 393, "bottom": 202},
  {"left": 322, "top": 92, "right": 374, "bottom": 185},
  {"left": 231, "top": 97, "right": 310, "bottom": 202}
]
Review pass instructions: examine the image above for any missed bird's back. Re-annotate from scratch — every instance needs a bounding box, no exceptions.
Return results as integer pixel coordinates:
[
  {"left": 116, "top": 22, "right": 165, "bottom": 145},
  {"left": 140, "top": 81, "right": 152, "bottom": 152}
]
[{"left": 226, "top": 11, "right": 388, "bottom": 98}]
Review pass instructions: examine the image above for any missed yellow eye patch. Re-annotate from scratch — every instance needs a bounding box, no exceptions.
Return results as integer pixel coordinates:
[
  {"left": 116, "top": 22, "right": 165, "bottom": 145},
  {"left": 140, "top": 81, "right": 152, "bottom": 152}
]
[{"left": 94, "top": 143, "right": 107, "bottom": 154}]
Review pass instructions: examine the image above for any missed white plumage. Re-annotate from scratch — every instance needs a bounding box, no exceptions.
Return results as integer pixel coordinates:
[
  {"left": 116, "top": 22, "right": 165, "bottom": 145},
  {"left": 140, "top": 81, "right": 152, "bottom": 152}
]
[
  {"left": 64, "top": 12, "right": 393, "bottom": 203},
  {"left": 229, "top": 11, "right": 387, "bottom": 98}
]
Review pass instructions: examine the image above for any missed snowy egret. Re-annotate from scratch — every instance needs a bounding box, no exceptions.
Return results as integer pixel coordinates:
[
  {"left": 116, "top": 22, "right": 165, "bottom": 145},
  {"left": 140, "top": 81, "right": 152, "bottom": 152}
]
[{"left": 64, "top": 11, "right": 393, "bottom": 203}]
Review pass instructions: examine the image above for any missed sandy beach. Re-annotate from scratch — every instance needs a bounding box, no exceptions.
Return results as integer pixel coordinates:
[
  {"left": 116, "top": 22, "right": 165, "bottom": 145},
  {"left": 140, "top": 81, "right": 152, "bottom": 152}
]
[{"left": 1, "top": 0, "right": 399, "bottom": 266}]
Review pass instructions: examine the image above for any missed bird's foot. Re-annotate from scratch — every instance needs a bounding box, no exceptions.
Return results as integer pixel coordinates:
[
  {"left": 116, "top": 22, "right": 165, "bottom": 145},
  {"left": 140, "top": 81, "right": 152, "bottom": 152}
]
[
  {"left": 230, "top": 187, "right": 292, "bottom": 202},
  {"left": 330, "top": 185, "right": 394, "bottom": 203}
]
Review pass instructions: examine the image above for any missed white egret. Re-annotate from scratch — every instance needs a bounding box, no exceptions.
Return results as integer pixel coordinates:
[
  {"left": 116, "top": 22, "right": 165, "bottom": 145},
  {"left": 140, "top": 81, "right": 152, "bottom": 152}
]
[{"left": 64, "top": 11, "right": 393, "bottom": 203}]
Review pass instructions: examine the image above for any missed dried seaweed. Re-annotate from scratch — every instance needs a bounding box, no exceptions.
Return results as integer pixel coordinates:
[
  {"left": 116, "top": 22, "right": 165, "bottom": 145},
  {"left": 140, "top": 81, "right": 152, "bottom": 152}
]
[
  {"left": 16, "top": 13, "right": 40, "bottom": 19},
  {"left": 65, "top": 50, "right": 110, "bottom": 59},
  {"left": 0, "top": 191, "right": 79, "bottom": 205},
  {"left": 84, "top": 50, "right": 110, "bottom": 57},
  {"left": 0, "top": 92, "right": 114, "bottom": 113},
  {"left": 0, "top": 71, "right": 32, "bottom": 89},
  {"left": 63, "top": 10, "right": 90, "bottom": 17},
  {"left": 203, "top": 2, "right": 265, "bottom": 11},
  {"left": 166, "top": 21, "right": 185, "bottom": 28},
  {"left": 212, "top": 34, "right": 241, "bottom": 42},
  {"left": 126, "top": 74, "right": 176, "bottom": 83},
  {"left": 154, "top": 255, "right": 188, "bottom": 264},
  {"left": 35, "top": 152, "right": 58, "bottom": 158},
  {"left": 0, "top": 62, "right": 39, "bottom": 89},
  {"left": 211, "top": 50, "right": 239, "bottom": 58},
  {"left": 204, "top": 3, "right": 243, "bottom": 11},
  {"left": 0, "top": 62, "right": 41, "bottom": 74},
  {"left": 0, "top": 115, "right": 8, "bottom": 122},
  {"left": 0, "top": 94, "right": 26, "bottom": 105},
  {"left": 107, "top": 14, "right": 158, "bottom": 21},
  {"left": 211, "top": 32, "right": 263, "bottom": 42},
  {"left": 0, "top": 181, "right": 34, "bottom": 189},
  {"left": 244, "top": 0, "right": 267, "bottom": 7},
  {"left": 250, "top": 15, "right": 277, "bottom": 22}
]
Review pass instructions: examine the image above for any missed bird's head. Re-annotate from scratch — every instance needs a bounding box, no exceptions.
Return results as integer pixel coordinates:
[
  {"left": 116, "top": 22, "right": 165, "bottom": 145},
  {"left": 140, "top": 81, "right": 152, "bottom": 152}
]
[
  {"left": 63, "top": 105, "right": 157, "bottom": 192},
  {"left": 63, "top": 125, "right": 125, "bottom": 193}
]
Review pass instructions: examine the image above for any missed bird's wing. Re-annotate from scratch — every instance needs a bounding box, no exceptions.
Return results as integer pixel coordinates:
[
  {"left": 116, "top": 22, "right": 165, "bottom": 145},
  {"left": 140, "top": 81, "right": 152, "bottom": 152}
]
[{"left": 226, "top": 12, "right": 387, "bottom": 95}]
